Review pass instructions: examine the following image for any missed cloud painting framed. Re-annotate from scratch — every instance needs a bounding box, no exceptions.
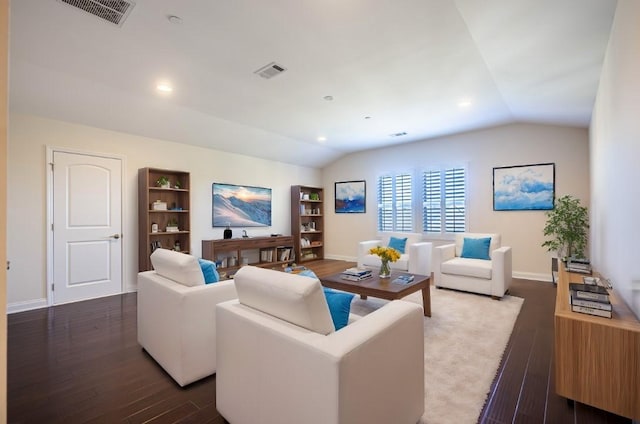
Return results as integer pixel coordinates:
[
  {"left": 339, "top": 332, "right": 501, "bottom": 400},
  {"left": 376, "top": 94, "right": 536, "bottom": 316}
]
[
  {"left": 335, "top": 180, "right": 366, "bottom": 213},
  {"left": 493, "top": 163, "right": 555, "bottom": 211}
]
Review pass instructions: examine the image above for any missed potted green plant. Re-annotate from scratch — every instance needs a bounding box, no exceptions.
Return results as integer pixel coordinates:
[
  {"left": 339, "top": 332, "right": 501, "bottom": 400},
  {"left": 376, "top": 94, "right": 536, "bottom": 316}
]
[
  {"left": 156, "top": 176, "right": 170, "bottom": 188},
  {"left": 542, "top": 195, "right": 589, "bottom": 261}
]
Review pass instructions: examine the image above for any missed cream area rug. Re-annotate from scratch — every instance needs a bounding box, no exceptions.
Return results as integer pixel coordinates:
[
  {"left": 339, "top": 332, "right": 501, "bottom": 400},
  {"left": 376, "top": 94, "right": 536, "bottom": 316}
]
[{"left": 350, "top": 287, "right": 524, "bottom": 424}]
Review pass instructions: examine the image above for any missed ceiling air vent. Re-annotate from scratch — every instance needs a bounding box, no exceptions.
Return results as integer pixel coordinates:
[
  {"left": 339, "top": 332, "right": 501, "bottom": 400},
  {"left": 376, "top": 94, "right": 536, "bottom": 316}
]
[
  {"left": 57, "top": 0, "right": 136, "bottom": 27},
  {"left": 254, "top": 62, "right": 287, "bottom": 79},
  {"left": 390, "top": 132, "right": 408, "bottom": 137}
]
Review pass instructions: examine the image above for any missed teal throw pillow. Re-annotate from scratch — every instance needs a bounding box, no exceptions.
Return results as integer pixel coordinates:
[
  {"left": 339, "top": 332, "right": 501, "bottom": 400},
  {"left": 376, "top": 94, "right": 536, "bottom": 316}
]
[
  {"left": 388, "top": 236, "right": 408, "bottom": 254},
  {"left": 322, "top": 288, "right": 355, "bottom": 331},
  {"left": 198, "top": 258, "right": 220, "bottom": 283},
  {"left": 460, "top": 237, "right": 491, "bottom": 260},
  {"left": 294, "top": 269, "right": 355, "bottom": 330}
]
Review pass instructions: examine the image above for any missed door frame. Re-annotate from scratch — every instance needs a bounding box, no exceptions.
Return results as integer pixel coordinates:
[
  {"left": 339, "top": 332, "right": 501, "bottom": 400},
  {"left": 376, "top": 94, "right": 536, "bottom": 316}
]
[{"left": 46, "top": 146, "right": 126, "bottom": 306}]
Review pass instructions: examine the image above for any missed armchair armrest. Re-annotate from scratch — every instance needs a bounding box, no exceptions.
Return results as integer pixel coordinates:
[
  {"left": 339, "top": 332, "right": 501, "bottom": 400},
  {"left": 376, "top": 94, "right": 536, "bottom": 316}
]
[
  {"left": 407, "top": 242, "right": 432, "bottom": 276},
  {"left": 357, "top": 239, "right": 381, "bottom": 268},
  {"left": 490, "top": 246, "right": 512, "bottom": 298},
  {"left": 433, "top": 243, "right": 455, "bottom": 286}
]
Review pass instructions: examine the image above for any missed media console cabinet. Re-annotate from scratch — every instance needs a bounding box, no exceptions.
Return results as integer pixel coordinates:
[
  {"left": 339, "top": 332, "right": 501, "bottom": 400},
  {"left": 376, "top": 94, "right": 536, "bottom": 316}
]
[
  {"left": 202, "top": 236, "right": 294, "bottom": 278},
  {"left": 554, "top": 263, "right": 640, "bottom": 420}
]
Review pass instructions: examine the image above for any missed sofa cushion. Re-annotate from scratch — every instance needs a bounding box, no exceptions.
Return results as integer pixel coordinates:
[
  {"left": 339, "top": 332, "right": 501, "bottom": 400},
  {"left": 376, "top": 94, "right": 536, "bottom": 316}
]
[
  {"left": 150, "top": 248, "right": 205, "bottom": 287},
  {"left": 323, "top": 288, "right": 355, "bottom": 330},
  {"left": 198, "top": 258, "right": 220, "bottom": 284},
  {"left": 388, "top": 236, "right": 408, "bottom": 254},
  {"left": 455, "top": 233, "right": 500, "bottom": 258},
  {"left": 294, "top": 269, "right": 354, "bottom": 331},
  {"left": 441, "top": 257, "right": 492, "bottom": 279},
  {"left": 461, "top": 237, "right": 491, "bottom": 260},
  {"left": 233, "top": 266, "right": 335, "bottom": 335}
]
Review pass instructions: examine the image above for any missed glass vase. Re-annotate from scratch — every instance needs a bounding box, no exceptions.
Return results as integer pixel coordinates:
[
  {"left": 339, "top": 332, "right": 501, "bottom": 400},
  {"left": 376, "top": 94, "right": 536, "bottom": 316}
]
[{"left": 379, "top": 259, "right": 391, "bottom": 278}]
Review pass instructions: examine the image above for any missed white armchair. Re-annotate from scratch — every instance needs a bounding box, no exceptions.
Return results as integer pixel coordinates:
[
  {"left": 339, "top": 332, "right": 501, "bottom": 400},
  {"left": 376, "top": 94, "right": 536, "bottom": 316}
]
[
  {"left": 433, "top": 233, "right": 512, "bottom": 299},
  {"left": 216, "top": 266, "right": 425, "bottom": 424},
  {"left": 358, "top": 232, "right": 432, "bottom": 276},
  {"left": 137, "top": 249, "right": 237, "bottom": 386}
]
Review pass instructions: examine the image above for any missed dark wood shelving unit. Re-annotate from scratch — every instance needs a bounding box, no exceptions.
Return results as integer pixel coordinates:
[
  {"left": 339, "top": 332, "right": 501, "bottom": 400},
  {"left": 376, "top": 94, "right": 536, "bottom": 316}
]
[
  {"left": 291, "top": 185, "right": 324, "bottom": 263},
  {"left": 138, "top": 167, "right": 190, "bottom": 271}
]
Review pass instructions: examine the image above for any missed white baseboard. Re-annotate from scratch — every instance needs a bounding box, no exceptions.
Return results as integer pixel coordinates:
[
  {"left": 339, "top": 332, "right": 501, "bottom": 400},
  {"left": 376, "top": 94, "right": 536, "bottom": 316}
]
[
  {"left": 7, "top": 298, "right": 48, "bottom": 314},
  {"left": 324, "top": 254, "right": 357, "bottom": 262},
  {"left": 513, "top": 271, "right": 552, "bottom": 282}
]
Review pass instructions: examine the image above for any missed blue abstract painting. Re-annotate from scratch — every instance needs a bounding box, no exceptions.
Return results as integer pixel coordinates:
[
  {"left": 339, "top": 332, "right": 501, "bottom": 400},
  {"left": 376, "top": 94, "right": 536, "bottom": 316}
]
[
  {"left": 493, "top": 163, "right": 555, "bottom": 211},
  {"left": 335, "top": 180, "right": 366, "bottom": 213},
  {"left": 212, "top": 183, "right": 272, "bottom": 227}
]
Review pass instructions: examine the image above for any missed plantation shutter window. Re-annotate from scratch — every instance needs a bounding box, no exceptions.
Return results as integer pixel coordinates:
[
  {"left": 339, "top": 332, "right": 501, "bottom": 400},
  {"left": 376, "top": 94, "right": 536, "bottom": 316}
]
[
  {"left": 377, "top": 173, "right": 413, "bottom": 232},
  {"left": 422, "top": 167, "right": 466, "bottom": 235}
]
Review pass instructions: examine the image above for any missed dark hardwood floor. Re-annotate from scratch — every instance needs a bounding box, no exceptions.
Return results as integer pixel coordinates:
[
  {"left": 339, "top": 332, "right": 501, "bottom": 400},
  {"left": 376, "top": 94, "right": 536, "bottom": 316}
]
[{"left": 7, "top": 260, "right": 632, "bottom": 423}]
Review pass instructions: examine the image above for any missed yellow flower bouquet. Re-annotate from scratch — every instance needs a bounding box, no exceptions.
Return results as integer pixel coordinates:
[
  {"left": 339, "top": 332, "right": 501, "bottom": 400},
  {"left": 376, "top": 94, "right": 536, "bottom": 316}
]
[{"left": 368, "top": 246, "right": 400, "bottom": 277}]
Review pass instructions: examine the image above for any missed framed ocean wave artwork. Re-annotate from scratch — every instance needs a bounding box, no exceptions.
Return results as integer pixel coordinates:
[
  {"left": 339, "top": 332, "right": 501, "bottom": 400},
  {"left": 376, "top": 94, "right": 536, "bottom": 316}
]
[
  {"left": 335, "top": 180, "right": 366, "bottom": 213},
  {"left": 493, "top": 163, "right": 555, "bottom": 211}
]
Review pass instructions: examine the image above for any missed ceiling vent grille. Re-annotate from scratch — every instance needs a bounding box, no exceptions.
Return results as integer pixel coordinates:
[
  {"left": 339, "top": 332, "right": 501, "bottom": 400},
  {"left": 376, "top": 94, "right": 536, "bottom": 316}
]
[
  {"left": 57, "top": 0, "right": 136, "bottom": 27},
  {"left": 254, "top": 62, "right": 287, "bottom": 79}
]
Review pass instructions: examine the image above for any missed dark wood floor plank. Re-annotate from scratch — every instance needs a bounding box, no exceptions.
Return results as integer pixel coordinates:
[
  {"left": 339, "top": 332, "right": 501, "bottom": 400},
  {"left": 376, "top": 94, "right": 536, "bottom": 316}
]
[{"left": 6, "top": 260, "right": 632, "bottom": 424}]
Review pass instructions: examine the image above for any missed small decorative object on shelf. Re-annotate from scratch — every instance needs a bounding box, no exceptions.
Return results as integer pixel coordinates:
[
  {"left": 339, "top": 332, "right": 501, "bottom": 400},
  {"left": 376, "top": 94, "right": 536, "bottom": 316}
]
[
  {"left": 166, "top": 219, "right": 179, "bottom": 232},
  {"left": 174, "top": 240, "right": 181, "bottom": 252},
  {"left": 368, "top": 246, "right": 400, "bottom": 278},
  {"left": 151, "top": 223, "right": 158, "bottom": 233},
  {"left": 174, "top": 180, "right": 182, "bottom": 189},
  {"left": 152, "top": 200, "right": 167, "bottom": 211},
  {"left": 156, "top": 176, "right": 170, "bottom": 188},
  {"left": 223, "top": 223, "right": 232, "bottom": 239}
]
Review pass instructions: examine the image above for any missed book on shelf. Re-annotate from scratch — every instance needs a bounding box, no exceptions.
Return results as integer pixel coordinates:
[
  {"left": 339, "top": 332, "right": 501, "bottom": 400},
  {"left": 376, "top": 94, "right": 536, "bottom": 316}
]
[
  {"left": 341, "top": 273, "right": 373, "bottom": 282},
  {"left": 570, "top": 294, "right": 612, "bottom": 311},
  {"left": 568, "top": 283, "right": 610, "bottom": 303},
  {"left": 392, "top": 274, "right": 415, "bottom": 285},
  {"left": 566, "top": 259, "right": 592, "bottom": 274},
  {"left": 571, "top": 304, "right": 612, "bottom": 318}
]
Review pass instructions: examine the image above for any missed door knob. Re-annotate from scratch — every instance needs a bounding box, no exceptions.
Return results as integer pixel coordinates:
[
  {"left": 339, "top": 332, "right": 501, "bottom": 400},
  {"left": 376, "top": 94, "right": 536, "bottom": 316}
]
[{"left": 111, "top": 234, "right": 120, "bottom": 239}]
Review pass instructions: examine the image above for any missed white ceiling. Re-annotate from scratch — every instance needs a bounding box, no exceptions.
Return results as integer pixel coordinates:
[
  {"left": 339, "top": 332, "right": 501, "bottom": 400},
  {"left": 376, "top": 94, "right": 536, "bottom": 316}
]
[{"left": 9, "top": 0, "right": 618, "bottom": 168}]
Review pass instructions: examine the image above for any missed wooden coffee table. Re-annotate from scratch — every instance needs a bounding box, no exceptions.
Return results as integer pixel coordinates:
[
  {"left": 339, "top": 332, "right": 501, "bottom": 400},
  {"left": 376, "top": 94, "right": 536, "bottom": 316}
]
[{"left": 320, "top": 271, "right": 431, "bottom": 317}]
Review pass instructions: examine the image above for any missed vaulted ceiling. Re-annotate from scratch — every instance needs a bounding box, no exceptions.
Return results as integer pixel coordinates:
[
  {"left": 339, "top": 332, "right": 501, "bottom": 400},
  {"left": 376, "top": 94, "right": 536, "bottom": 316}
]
[{"left": 10, "top": 0, "right": 617, "bottom": 167}]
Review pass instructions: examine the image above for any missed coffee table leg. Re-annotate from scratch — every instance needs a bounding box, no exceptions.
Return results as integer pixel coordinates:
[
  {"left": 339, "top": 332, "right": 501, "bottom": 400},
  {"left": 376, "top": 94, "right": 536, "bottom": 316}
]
[
  {"left": 421, "top": 287, "right": 431, "bottom": 317},
  {"left": 360, "top": 294, "right": 368, "bottom": 300}
]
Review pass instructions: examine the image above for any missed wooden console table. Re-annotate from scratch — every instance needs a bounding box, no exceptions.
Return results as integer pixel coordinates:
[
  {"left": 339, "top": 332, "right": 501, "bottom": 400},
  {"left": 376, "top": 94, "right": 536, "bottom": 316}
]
[
  {"left": 202, "top": 236, "right": 294, "bottom": 277},
  {"left": 554, "top": 263, "right": 640, "bottom": 420}
]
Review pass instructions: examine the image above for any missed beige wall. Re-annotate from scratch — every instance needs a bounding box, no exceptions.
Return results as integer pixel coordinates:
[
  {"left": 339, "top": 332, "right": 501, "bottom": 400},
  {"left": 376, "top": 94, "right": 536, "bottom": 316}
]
[
  {"left": 1, "top": 0, "right": 7, "bottom": 420},
  {"left": 7, "top": 114, "right": 321, "bottom": 309},
  {"left": 590, "top": 0, "right": 640, "bottom": 318},
  {"left": 322, "top": 123, "right": 590, "bottom": 280}
]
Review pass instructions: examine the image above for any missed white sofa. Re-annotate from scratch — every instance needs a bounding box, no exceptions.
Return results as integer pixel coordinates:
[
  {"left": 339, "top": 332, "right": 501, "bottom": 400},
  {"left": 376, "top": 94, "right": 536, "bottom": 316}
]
[
  {"left": 137, "top": 248, "right": 237, "bottom": 386},
  {"left": 216, "top": 266, "right": 425, "bottom": 424},
  {"left": 433, "top": 233, "right": 512, "bottom": 299},
  {"left": 358, "top": 232, "right": 432, "bottom": 276}
]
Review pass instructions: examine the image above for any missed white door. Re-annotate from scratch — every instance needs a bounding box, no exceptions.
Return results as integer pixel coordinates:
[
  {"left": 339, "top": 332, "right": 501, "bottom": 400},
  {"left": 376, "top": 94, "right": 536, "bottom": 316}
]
[{"left": 51, "top": 151, "right": 123, "bottom": 304}]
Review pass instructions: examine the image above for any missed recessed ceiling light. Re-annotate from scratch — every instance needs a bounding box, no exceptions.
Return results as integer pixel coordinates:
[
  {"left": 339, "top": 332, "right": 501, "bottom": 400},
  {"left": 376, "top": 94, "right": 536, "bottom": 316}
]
[
  {"left": 458, "top": 99, "right": 472, "bottom": 108},
  {"left": 317, "top": 136, "right": 327, "bottom": 142},
  {"left": 167, "top": 15, "right": 183, "bottom": 24},
  {"left": 323, "top": 95, "right": 334, "bottom": 101},
  {"left": 156, "top": 83, "right": 173, "bottom": 93},
  {"left": 364, "top": 116, "right": 372, "bottom": 120}
]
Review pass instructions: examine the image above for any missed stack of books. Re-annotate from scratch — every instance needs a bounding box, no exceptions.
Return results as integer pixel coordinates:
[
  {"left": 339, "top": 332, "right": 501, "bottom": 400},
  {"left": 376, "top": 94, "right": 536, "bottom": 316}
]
[
  {"left": 569, "top": 282, "right": 612, "bottom": 318},
  {"left": 392, "top": 274, "right": 415, "bottom": 285},
  {"left": 566, "top": 258, "right": 592, "bottom": 274},
  {"left": 341, "top": 268, "right": 373, "bottom": 281}
]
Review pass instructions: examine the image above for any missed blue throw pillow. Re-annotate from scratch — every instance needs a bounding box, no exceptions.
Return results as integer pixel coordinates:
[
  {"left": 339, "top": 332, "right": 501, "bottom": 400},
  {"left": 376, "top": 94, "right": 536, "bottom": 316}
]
[
  {"left": 322, "top": 288, "right": 355, "bottom": 331},
  {"left": 460, "top": 237, "right": 491, "bottom": 260},
  {"left": 388, "top": 236, "right": 408, "bottom": 254},
  {"left": 294, "top": 269, "right": 354, "bottom": 331},
  {"left": 198, "top": 258, "right": 220, "bottom": 283}
]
